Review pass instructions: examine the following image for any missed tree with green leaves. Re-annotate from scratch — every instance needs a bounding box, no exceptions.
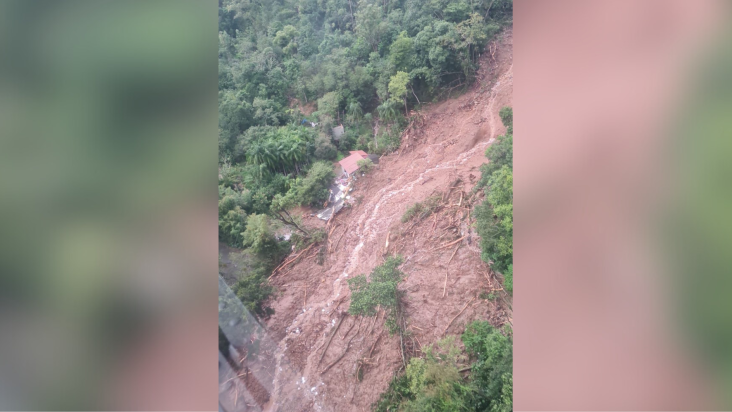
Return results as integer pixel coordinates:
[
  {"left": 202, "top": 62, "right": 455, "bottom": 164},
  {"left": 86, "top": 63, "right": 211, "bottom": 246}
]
[
  {"left": 348, "top": 255, "right": 404, "bottom": 334},
  {"left": 475, "top": 106, "right": 513, "bottom": 288},
  {"left": 475, "top": 165, "right": 513, "bottom": 275},
  {"left": 318, "top": 91, "right": 342, "bottom": 119},
  {"left": 241, "top": 214, "right": 280, "bottom": 258},
  {"left": 270, "top": 191, "right": 310, "bottom": 237},
  {"left": 390, "top": 31, "right": 415, "bottom": 72},
  {"left": 374, "top": 320, "right": 513, "bottom": 412},
  {"left": 462, "top": 321, "right": 513, "bottom": 412},
  {"left": 346, "top": 100, "right": 363, "bottom": 124},
  {"left": 291, "top": 161, "right": 335, "bottom": 206},
  {"left": 389, "top": 71, "right": 410, "bottom": 116},
  {"left": 274, "top": 25, "right": 299, "bottom": 55}
]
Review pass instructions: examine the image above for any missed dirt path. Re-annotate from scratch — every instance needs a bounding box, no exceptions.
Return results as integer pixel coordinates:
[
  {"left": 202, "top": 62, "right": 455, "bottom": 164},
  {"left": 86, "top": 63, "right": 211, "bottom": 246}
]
[{"left": 261, "top": 28, "right": 513, "bottom": 412}]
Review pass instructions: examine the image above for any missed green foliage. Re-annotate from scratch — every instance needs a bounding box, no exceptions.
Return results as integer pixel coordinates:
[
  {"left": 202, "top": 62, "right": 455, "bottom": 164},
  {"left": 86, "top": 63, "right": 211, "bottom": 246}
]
[
  {"left": 477, "top": 107, "right": 512, "bottom": 189},
  {"left": 227, "top": 251, "right": 276, "bottom": 317},
  {"left": 503, "top": 264, "right": 513, "bottom": 293},
  {"left": 291, "top": 227, "right": 325, "bottom": 251},
  {"left": 357, "top": 158, "right": 375, "bottom": 174},
  {"left": 475, "top": 105, "right": 513, "bottom": 285},
  {"left": 347, "top": 101, "right": 364, "bottom": 124},
  {"left": 475, "top": 166, "right": 513, "bottom": 273},
  {"left": 314, "top": 134, "right": 338, "bottom": 160},
  {"left": 274, "top": 25, "right": 298, "bottom": 55},
  {"left": 374, "top": 321, "right": 513, "bottom": 412},
  {"left": 401, "top": 195, "right": 441, "bottom": 223},
  {"left": 499, "top": 106, "right": 512, "bottom": 130},
  {"left": 390, "top": 32, "right": 415, "bottom": 71},
  {"left": 347, "top": 255, "right": 404, "bottom": 334},
  {"left": 461, "top": 321, "right": 513, "bottom": 412},
  {"left": 219, "top": 185, "right": 254, "bottom": 247},
  {"left": 389, "top": 71, "right": 410, "bottom": 104},
  {"left": 477, "top": 133, "right": 512, "bottom": 188},
  {"left": 233, "top": 269, "right": 275, "bottom": 316},
  {"left": 318, "top": 91, "right": 342, "bottom": 118},
  {"left": 374, "top": 374, "right": 412, "bottom": 412},
  {"left": 219, "top": 90, "right": 252, "bottom": 156},
  {"left": 292, "top": 161, "right": 335, "bottom": 206},
  {"left": 372, "top": 124, "right": 403, "bottom": 154},
  {"left": 241, "top": 214, "right": 283, "bottom": 260},
  {"left": 374, "top": 336, "right": 469, "bottom": 412},
  {"left": 245, "top": 125, "right": 314, "bottom": 177},
  {"left": 219, "top": 0, "right": 511, "bottom": 169}
]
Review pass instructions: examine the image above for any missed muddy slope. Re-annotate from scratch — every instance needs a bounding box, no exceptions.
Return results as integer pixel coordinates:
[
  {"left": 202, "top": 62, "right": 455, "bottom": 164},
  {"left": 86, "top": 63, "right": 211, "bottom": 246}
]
[{"left": 262, "top": 29, "right": 513, "bottom": 412}]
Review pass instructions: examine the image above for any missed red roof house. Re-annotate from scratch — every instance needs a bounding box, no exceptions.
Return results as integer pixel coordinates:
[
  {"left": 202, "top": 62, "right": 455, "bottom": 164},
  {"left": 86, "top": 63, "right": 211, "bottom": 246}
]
[{"left": 338, "top": 150, "right": 369, "bottom": 176}]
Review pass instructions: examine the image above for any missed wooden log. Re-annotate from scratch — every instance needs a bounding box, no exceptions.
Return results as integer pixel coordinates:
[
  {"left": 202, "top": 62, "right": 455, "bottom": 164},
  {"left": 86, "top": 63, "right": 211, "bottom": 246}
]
[
  {"left": 448, "top": 244, "right": 460, "bottom": 264},
  {"left": 443, "top": 297, "right": 476, "bottom": 335},
  {"left": 321, "top": 335, "right": 355, "bottom": 375},
  {"left": 318, "top": 313, "right": 346, "bottom": 367},
  {"left": 431, "top": 236, "right": 466, "bottom": 251}
]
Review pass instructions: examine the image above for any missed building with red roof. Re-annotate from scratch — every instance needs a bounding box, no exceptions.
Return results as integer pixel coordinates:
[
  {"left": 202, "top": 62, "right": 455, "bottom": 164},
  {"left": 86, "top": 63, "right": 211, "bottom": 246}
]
[{"left": 338, "top": 150, "right": 369, "bottom": 177}]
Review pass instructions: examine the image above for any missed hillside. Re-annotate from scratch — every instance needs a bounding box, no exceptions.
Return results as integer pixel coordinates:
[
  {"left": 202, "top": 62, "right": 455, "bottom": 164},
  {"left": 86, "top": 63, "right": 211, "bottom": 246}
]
[{"left": 252, "top": 29, "right": 513, "bottom": 411}]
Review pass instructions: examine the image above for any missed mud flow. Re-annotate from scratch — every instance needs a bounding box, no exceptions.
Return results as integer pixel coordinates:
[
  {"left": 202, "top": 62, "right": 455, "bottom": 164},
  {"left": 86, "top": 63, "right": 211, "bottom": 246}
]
[{"left": 219, "top": 28, "right": 513, "bottom": 412}]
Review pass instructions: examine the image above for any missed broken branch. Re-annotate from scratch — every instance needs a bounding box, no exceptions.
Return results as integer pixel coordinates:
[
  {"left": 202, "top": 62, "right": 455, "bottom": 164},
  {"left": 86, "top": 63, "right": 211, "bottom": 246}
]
[
  {"left": 341, "top": 316, "right": 357, "bottom": 340},
  {"left": 318, "top": 312, "right": 346, "bottom": 367},
  {"left": 271, "top": 242, "right": 316, "bottom": 277},
  {"left": 321, "top": 335, "right": 355, "bottom": 375},
  {"left": 447, "top": 243, "right": 460, "bottom": 264},
  {"left": 432, "top": 236, "right": 466, "bottom": 251},
  {"left": 443, "top": 296, "right": 476, "bottom": 335}
]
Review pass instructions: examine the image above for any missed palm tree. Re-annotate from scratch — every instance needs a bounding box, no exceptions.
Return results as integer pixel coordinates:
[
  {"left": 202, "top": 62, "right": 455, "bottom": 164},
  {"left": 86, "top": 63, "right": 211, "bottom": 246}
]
[
  {"left": 347, "top": 101, "right": 363, "bottom": 124},
  {"left": 377, "top": 100, "right": 399, "bottom": 124}
]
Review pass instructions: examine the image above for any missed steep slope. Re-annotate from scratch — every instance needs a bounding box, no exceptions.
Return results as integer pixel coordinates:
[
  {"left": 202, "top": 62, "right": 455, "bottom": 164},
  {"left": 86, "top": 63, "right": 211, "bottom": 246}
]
[{"left": 263, "top": 29, "right": 513, "bottom": 412}]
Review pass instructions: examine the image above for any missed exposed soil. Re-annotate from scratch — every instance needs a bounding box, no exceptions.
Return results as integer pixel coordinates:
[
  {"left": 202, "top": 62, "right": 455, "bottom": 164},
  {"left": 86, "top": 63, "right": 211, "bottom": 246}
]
[{"left": 248, "top": 28, "right": 512, "bottom": 412}]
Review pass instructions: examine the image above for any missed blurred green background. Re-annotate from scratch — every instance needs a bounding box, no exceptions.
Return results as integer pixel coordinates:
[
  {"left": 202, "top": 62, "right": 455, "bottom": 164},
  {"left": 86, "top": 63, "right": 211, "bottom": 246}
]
[
  {"left": 0, "top": 1, "right": 217, "bottom": 409},
  {"left": 670, "top": 20, "right": 732, "bottom": 407}
]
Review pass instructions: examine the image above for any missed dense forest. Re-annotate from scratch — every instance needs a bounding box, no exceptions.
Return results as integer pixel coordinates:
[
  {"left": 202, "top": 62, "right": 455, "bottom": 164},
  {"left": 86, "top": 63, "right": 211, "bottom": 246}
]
[
  {"left": 218, "top": 0, "right": 512, "bottom": 308},
  {"left": 218, "top": 0, "right": 513, "bottom": 410}
]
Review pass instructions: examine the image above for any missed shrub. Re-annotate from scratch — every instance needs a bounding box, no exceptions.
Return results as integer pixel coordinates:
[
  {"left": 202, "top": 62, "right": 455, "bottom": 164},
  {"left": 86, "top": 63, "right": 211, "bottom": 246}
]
[
  {"left": 314, "top": 133, "right": 337, "bottom": 160},
  {"left": 373, "top": 126, "right": 402, "bottom": 154},
  {"left": 293, "top": 161, "right": 335, "bottom": 206},
  {"left": 499, "top": 106, "right": 512, "bottom": 129},
  {"left": 338, "top": 129, "right": 358, "bottom": 151},
  {"left": 401, "top": 195, "right": 441, "bottom": 223},
  {"left": 218, "top": 185, "right": 253, "bottom": 247},
  {"left": 374, "top": 336, "right": 470, "bottom": 412},
  {"left": 475, "top": 166, "right": 512, "bottom": 275},
  {"left": 232, "top": 266, "right": 274, "bottom": 317},
  {"left": 373, "top": 321, "right": 513, "bottom": 412},
  {"left": 291, "top": 228, "right": 325, "bottom": 250},
  {"left": 347, "top": 255, "right": 404, "bottom": 334},
  {"left": 461, "top": 321, "right": 513, "bottom": 412},
  {"left": 357, "top": 158, "right": 374, "bottom": 174},
  {"left": 219, "top": 206, "right": 247, "bottom": 248},
  {"left": 503, "top": 264, "right": 513, "bottom": 293},
  {"left": 241, "top": 214, "right": 282, "bottom": 260},
  {"left": 227, "top": 250, "right": 276, "bottom": 317}
]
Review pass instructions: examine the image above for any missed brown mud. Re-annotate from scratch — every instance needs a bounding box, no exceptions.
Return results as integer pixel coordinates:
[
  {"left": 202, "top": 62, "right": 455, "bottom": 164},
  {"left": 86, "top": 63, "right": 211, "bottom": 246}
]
[{"left": 259, "top": 28, "right": 513, "bottom": 412}]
